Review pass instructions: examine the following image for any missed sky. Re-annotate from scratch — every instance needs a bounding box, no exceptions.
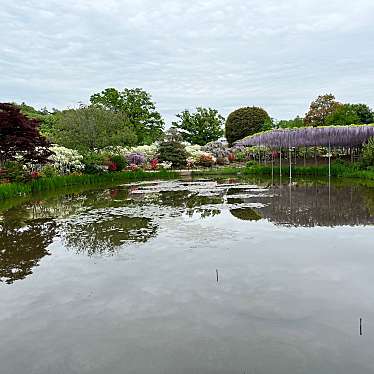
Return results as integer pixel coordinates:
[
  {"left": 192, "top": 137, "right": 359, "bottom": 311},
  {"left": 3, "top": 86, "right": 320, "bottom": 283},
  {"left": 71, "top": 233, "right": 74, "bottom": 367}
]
[{"left": 1, "top": 0, "right": 374, "bottom": 125}]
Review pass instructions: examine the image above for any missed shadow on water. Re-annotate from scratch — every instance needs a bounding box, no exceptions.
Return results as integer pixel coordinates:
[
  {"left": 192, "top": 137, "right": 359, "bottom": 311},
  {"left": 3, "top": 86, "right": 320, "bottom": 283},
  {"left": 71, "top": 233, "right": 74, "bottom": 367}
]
[{"left": 1, "top": 176, "right": 374, "bottom": 284}]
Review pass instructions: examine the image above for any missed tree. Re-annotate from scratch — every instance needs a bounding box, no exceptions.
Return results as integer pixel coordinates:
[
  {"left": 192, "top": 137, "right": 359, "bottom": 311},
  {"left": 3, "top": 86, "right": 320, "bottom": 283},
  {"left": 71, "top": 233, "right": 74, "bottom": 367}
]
[
  {"left": 158, "top": 129, "right": 187, "bottom": 168},
  {"left": 225, "top": 106, "right": 270, "bottom": 146},
  {"left": 52, "top": 105, "right": 137, "bottom": 152},
  {"left": 278, "top": 116, "right": 304, "bottom": 129},
  {"left": 171, "top": 107, "right": 224, "bottom": 145},
  {"left": 90, "top": 88, "right": 164, "bottom": 144},
  {"left": 351, "top": 104, "right": 374, "bottom": 124},
  {"left": 0, "top": 103, "right": 52, "bottom": 165},
  {"left": 304, "top": 94, "right": 341, "bottom": 126},
  {"left": 325, "top": 104, "right": 360, "bottom": 126},
  {"left": 16, "top": 102, "right": 58, "bottom": 138}
]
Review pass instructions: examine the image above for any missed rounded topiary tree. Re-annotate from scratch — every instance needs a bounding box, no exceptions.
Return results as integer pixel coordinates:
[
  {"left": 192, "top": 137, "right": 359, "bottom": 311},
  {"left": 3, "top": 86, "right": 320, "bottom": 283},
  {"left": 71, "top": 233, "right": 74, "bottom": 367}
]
[
  {"left": 225, "top": 106, "right": 270, "bottom": 146},
  {"left": 158, "top": 129, "right": 187, "bottom": 168}
]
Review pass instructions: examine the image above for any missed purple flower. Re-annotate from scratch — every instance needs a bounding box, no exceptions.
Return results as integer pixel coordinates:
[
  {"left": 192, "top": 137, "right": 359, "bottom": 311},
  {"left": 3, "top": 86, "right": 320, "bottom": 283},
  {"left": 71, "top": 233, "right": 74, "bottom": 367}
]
[{"left": 127, "top": 152, "right": 145, "bottom": 165}]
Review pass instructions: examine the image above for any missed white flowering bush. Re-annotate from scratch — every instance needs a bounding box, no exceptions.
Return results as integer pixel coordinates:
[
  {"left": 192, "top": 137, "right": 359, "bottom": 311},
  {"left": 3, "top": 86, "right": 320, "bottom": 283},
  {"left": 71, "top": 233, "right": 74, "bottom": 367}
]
[
  {"left": 185, "top": 144, "right": 206, "bottom": 163},
  {"left": 159, "top": 161, "right": 172, "bottom": 169},
  {"left": 48, "top": 145, "right": 84, "bottom": 174},
  {"left": 128, "top": 143, "right": 159, "bottom": 161}
]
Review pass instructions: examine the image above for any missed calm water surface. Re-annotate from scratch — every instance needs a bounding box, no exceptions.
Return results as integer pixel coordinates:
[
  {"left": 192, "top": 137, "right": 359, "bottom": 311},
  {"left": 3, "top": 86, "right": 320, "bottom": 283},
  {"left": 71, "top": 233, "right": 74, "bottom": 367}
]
[{"left": 1, "top": 176, "right": 374, "bottom": 374}]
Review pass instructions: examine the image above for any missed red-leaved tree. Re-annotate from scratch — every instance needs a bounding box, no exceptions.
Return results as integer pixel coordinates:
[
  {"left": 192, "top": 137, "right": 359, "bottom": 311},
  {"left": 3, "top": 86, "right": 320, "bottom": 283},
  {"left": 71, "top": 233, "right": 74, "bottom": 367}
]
[{"left": 0, "top": 103, "right": 52, "bottom": 165}]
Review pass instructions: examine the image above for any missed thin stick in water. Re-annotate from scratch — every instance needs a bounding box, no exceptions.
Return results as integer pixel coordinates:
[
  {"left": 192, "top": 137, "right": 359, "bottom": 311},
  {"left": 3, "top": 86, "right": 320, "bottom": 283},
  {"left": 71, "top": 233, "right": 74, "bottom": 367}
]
[{"left": 216, "top": 269, "right": 219, "bottom": 283}]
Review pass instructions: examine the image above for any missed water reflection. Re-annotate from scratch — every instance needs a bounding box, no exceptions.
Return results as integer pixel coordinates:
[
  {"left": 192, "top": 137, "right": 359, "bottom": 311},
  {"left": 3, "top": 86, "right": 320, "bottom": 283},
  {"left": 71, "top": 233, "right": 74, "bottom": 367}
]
[
  {"left": 1, "top": 178, "right": 373, "bottom": 284},
  {"left": 0, "top": 218, "right": 56, "bottom": 284}
]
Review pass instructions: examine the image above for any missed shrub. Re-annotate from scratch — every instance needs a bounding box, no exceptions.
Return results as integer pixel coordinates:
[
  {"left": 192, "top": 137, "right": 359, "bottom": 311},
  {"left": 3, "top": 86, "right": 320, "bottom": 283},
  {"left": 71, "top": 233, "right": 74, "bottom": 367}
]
[
  {"left": 49, "top": 145, "right": 85, "bottom": 174},
  {"left": 127, "top": 152, "right": 145, "bottom": 165},
  {"left": 202, "top": 141, "right": 230, "bottom": 159},
  {"left": 41, "top": 164, "right": 59, "bottom": 178},
  {"left": 198, "top": 153, "right": 216, "bottom": 167},
  {"left": 82, "top": 152, "right": 108, "bottom": 174},
  {"left": 246, "top": 160, "right": 258, "bottom": 168},
  {"left": 361, "top": 138, "right": 374, "bottom": 167},
  {"left": 150, "top": 159, "right": 158, "bottom": 170},
  {"left": 225, "top": 107, "right": 270, "bottom": 146},
  {"left": 158, "top": 131, "right": 187, "bottom": 169},
  {"left": 111, "top": 155, "right": 127, "bottom": 171},
  {"left": 3, "top": 161, "right": 29, "bottom": 183}
]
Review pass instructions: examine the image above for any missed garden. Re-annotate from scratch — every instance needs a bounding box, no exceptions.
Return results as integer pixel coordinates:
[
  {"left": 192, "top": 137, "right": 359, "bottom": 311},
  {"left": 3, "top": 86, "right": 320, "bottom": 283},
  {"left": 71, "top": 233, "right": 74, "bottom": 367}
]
[{"left": 1, "top": 90, "right": 374, "bottom": 201}]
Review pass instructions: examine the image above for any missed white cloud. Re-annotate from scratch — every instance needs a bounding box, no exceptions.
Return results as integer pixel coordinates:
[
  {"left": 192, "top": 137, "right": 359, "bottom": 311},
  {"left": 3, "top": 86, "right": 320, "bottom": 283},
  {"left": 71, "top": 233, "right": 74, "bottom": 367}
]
[{"left": 1, "top": 0, "right": 373, "bottom": 123}]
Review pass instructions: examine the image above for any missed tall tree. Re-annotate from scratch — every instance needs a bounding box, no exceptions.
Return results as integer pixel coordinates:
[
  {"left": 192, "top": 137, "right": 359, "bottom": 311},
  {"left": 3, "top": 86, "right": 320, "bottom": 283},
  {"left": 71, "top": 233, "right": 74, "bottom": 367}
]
[
  {"left": 0, "top": 103, "right": 51, "bottom": 165},
  {"left": 90, "top": 88, "right": 164, "bottom": 144},
  {"left": 52, "top": 105, "right": 137, "bottom": 152},
  {"left": 325, "top": 104, "right": 360, "bottom": 126},
  {"left": 172, "top": 107, "right": 224, "bottom": 145},
  {"left": 304, "top": 94, "right": 341, "bottom": 127}
]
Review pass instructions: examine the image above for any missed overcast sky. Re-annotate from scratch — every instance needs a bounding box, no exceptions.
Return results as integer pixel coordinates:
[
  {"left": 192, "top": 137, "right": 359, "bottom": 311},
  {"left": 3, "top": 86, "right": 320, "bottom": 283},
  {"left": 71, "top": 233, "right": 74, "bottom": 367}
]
[{"left": 1, "top": 0, "right": 374, "bottom": 124}]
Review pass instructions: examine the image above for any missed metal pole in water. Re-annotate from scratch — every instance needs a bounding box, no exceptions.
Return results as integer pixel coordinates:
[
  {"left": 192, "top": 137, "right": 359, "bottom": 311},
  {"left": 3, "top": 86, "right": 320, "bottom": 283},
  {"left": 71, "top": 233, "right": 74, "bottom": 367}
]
[
  {"left": 279, "top": 148, "right": 282, "bottom": 177},
  {"left": 328, "top": 141, "right": 331, "bottom": 178},
  {"left": 360, "top": 318, "right": 363, "bottom": 336},
  {"left": 289, "top": 147, "right": 292, "bottom": 180},
  {"left": 216, "top": 269, "right": 219, "bottom": 283}
]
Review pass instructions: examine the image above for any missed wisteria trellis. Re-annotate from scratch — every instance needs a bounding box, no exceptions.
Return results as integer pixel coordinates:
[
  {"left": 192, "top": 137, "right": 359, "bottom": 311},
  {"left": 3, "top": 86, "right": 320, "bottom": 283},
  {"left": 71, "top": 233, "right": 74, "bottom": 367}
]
[{"left": 235, "top": 125, "right": 374, "bottom": 148}]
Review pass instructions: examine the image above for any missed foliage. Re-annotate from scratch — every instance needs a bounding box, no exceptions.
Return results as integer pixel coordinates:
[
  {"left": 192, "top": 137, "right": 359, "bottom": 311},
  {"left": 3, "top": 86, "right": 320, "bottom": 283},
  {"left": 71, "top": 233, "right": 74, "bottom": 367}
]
[
  {"left": 304, "top": 94, "right": 341, "bottom": 127},
  {"left": 82, "top": 152, "right": 108, "bottom": 174},
  {"left": 127, "top": 153, "right": 145, "bottom": 165},
  {"left": 325, "top": 104, "right": 360, "bottom": 127},
  {"left": 361, "top": 138, "right": 374, "bottom": 167},
  {"left": 0, "top": 103, "right": 52, "bottom": 165},
  {"left": 110, "top": 155, "right": 127, "bottom": 171},
  {"left": 198, "top": 153, "right": 216, "bottom": 167},
  {"left": 90, "top": 87, "right": 164, "bottom": 145},
  {"left": 158, "top": 130, "right": 187, "bottom": 168},
  {"left": 351, "top": 104, "right": 374, "bottom": 124},
  {"left": 3, "top": 161, "right": 29, "bottom": 183},
  {"left": 278, "top": 116, "right": 304, "bottom": 129},
  {"left": 16, "top": 102, "right": 58, "bottom": 138},
  {"left": 172, "top": 107, "right": 224, "bottom": 145},
  {"left": 0, "top": 170, "right": 179, "bottom": 200},
  {"left": 325, "top": 103, "right": 374, "bottom": 126},
  {"left": 40, "top": 165, "right": 59, "bottom": 178},
  {"left": 225, "top": 106, "right": 270, "bottom": 146},
  {"left": 52, "top": 105, "right": 137, "bottom": 152},
  {"left": 48, "top": 145, "right": 85, "bottom": 174}
]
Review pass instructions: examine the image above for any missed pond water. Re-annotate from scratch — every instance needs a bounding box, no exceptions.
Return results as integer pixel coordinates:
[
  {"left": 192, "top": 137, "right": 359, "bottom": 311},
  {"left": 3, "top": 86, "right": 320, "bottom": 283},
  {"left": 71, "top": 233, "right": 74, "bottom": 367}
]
[{"left": 1, "top": 176, "right": 374, "bottom": 374}]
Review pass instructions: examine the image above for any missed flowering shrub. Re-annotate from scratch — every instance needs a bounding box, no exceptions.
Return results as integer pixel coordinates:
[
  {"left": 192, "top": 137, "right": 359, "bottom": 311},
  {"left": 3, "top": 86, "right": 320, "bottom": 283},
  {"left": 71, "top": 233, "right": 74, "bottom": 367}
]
[
  {"left": 198, "top": 153, "right": 216, "bottom": 167},
  {"left": 228, "top": 152, "right": 236, "bottom": 162},
  {"left": 107, "top": 162, "right": 117, "bottom": 171},
  {"left": 202, "top": 141, "right": 229, "bottom": 159},
  {"left": 150, "top": 159, "right": 158, "bottom": 170},
  {"left": 128, "top": 144, "right": 158, "bottom": 161},
  {"left": 30, "top": 171, "right": 41, "bottom": 179},
  {"left": 129, "top": 164, "right": 139, "bottom": 171},
  {"left": 127, "top": 152, "right": 145, "bottom": 165},
  {"left": 110, "top": 155, "right": 127, "bottom": 171},
  {"left": 159, "top": 161, "right": 172, "bottom": 169},
  {"left": 49, "top": 145, "right": 84, "bottom": 174}
]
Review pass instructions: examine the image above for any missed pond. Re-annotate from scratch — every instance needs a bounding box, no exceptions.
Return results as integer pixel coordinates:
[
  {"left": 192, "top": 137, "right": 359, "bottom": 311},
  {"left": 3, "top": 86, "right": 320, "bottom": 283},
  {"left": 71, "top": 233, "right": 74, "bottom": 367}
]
[{"left": 1, "top": 176, "right": 374, "bottom": 374}]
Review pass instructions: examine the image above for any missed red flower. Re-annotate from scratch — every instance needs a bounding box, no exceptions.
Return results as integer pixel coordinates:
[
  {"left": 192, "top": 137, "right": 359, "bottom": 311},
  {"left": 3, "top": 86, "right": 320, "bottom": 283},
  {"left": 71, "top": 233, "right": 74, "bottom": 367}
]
[
  {"left": 150, "top": 158, "right": 158, "bottom": 170},
  {"left": 108, "top": 162, "right": 117, "bottom": 171}
]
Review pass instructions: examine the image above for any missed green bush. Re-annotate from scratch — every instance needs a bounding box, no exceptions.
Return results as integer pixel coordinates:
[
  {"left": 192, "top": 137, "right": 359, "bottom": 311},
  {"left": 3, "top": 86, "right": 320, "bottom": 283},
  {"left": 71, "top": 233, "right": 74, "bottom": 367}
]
[
  {"left": 361, "top": 138, "right": 374, "bottom": 168},
  {"left": 41, "top": 164, "right": 59, "bottom": 178},
  {"left": 111, "top": 155, "right": 127, "bottom": 171},
  {"left": 3, "top": 161, "right": 29, "bottom": 183},
  {"left": 158, "top": 130, "right": 187, "bottom": 168},
  {"left": 225, "top": 107, "right": 270, "bottom": 146},
  {"left": 82, "top": 152, "right": 107, "bottom": 174}
]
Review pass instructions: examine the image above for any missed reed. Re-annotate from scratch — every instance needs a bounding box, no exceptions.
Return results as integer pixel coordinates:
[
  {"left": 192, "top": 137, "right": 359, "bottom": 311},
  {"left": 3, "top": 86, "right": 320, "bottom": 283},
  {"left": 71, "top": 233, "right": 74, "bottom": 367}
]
[{"left": 0, "top": 169, "right": 179, "bottom": 200}]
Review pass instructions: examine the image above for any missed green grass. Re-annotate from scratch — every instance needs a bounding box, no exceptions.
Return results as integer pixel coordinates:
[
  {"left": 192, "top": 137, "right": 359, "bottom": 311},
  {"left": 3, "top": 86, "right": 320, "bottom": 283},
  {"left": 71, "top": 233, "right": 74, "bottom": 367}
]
[
  {"left": 192, "top": 164, "right": 374, "bottom": 180},
  {"left": 0, "top": 169, "right": 179, "bottom": 201}
]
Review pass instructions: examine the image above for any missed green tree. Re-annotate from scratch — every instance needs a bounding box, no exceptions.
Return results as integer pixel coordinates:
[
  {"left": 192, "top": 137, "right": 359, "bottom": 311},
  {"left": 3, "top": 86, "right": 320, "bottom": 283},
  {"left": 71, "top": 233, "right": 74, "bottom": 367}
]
[
  {"left": 171, "top": 107, "right": 224, "bottom": 145},
  {"left": 158, "top": 129, "right": 187, "bottom": 168},
  {"left": 52, "top": 105, "right": 137, "bottom": 152},
  {"left": 304, "top": 94, "right": 341, "bottom": 127},
  {"left": 278, "top": 116, "right": 304, "bottom": 129},
  {"left": 225, "top": 106, "right": 270, "bottom": 146},
  {"left": 16, "top": 102, "right": 58, "bottom": 138},
  {"left": 351, "top": 104, "right": 374, "bottom": 124},
  {"left": 325, "top": 104, "right": 360, "bottom": 126},
  {"left": 90, "top": 88, "right": 164, "bottom": 144}
]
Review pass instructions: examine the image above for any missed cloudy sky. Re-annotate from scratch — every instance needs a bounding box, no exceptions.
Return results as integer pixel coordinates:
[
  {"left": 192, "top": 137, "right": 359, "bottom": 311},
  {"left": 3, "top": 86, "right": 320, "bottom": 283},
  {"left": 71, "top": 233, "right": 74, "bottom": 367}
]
[{"left": 1, "top": 0, "right": 374, "bottom": 124}]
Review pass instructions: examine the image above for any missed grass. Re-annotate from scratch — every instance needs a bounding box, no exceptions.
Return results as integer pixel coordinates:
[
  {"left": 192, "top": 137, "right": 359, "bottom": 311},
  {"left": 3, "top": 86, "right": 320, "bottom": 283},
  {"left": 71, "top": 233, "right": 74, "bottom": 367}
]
[
  {"left": 0, "top": 169, "right": 179, "bottom": 201},
  {"left": 192, "top": 163, "right": 374, "bottom": 180}
]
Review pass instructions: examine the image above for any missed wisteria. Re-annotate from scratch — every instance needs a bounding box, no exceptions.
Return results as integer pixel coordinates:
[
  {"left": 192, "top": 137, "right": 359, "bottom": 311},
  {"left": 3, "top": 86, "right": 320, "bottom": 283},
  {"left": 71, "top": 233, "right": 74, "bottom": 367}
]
[{"left": 235, "top": 125, "right": 374, "bottom": 148}]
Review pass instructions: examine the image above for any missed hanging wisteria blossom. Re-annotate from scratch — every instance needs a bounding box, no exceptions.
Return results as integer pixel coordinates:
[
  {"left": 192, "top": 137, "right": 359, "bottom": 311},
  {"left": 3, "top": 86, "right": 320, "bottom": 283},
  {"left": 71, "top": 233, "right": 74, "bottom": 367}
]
[{"left": 235, "top": 125, "right": 374, "bottom": 148}]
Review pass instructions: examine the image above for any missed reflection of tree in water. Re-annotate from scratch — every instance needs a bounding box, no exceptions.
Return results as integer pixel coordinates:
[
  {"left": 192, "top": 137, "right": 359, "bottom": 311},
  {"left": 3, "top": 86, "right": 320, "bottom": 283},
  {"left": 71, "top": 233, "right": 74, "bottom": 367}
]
[
  {"left": 152, "top": 190, "right": 224, "bottom": 218},
  {"left": 244, "top": 183, "right": 374, "bottom": 227},
  {"left": 0, "top": 219, "right": 56, "bottom": 284},
  {"left": 230, "top": 208, "right": 262, "bottom": 221},
  {"left": 62, "top": 215, "right": 158, "bottom": 256}
]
